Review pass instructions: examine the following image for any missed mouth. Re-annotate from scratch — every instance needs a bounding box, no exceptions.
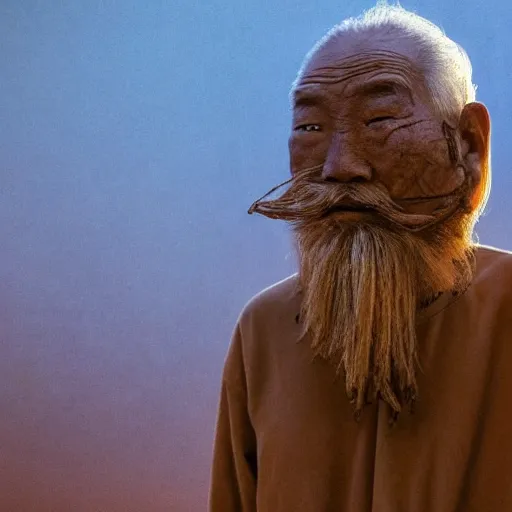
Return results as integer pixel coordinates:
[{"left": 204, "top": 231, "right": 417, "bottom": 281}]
[{"left": 325, "top": 204, "right": 376, "bottom": 217}]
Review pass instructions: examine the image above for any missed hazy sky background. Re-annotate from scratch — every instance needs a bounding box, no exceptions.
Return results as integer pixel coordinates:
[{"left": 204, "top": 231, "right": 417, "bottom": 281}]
[{"left": 1, "top": 1, "right": 511, "bottom": 510}]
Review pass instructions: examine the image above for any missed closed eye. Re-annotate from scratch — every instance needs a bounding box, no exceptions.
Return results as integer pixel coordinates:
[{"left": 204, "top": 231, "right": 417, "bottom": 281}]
[
  {"left": 365, "top": 116, "right": 395, "bottom": 126},
  {"left": 296, "top": 124, "right": 322, "bottom": 132}
]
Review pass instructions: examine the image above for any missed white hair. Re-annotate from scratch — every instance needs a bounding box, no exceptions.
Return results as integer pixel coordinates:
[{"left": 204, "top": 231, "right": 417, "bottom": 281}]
[{"left": 293, "top": 3, "right": 476, "bottom": 123}]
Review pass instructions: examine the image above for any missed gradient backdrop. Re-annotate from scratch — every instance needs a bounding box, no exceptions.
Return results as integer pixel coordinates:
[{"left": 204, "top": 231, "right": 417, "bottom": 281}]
[{"left": 1, "top": 1, "right": 511, "bottom": 510}]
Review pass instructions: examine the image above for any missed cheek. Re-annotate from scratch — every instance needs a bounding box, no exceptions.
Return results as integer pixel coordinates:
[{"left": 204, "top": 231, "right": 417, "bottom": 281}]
[
  {"left": 289, "top": 133, "right": 329, "bottom": 173},
  {"left": 372, "top": 125, "right": 465, "bottom": 199}
]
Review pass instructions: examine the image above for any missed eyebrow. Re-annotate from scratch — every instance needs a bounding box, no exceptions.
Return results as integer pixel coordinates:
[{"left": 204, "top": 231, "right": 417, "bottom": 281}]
[
  {"left": 292, "top": 89, "right": 328, "bottom": 108},
  {"left": 292, "top": 78, "right": 412, "bottom": 108},
  {"left": 347, "top": 79, "right": 411, "bottom": 99}
]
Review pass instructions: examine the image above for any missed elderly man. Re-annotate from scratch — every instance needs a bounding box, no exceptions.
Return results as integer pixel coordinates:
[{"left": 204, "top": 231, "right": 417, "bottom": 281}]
[{"left": 209, "top": 4, "right": 512, "bottom": 511}]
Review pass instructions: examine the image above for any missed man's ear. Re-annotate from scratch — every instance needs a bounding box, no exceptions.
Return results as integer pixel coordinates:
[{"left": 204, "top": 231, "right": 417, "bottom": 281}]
[{"left": 458, "top": 102, "right": 491, "bottom": 211}]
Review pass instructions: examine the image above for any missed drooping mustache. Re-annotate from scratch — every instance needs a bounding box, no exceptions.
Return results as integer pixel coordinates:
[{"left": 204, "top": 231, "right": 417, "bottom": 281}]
[{"left": 248, "top": 164, "right": 469, "bottom": 231}]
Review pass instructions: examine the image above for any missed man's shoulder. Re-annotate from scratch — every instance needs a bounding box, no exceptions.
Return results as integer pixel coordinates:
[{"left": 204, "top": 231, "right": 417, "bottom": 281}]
[
  {"left": 475, "top": 244, "right": 512, "bottom": 280},
  {"left": 239, "top": 274, "right": 301, "bottom": 326},
  {"left": 226, "top": 274, "right": 301, "bottom": 369}
]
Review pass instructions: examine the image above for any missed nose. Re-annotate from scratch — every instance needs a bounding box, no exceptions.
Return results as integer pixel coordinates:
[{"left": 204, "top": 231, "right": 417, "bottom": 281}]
[{"left": 322, "top": 132, "right": 373, "bottom": 183}]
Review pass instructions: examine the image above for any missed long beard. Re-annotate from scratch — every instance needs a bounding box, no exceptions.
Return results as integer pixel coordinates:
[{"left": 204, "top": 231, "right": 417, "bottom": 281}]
[
  {"left": 249, "top": 165, "right": 477, "bottom": 418},
  {"left": 295, "top": 217, "right": 474, "bottom": 419}
]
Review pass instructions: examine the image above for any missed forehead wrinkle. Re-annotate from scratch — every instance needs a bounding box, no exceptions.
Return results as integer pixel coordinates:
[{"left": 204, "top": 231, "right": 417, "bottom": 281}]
[
  {"left": 300, "top": 49, "right": 420, "bottom": 89},
  {"left": 306, "top": 49, "right": 417, "bottom": 73},
  {"left": 301, "top": 63, "right": 415, "bottom": 86}
]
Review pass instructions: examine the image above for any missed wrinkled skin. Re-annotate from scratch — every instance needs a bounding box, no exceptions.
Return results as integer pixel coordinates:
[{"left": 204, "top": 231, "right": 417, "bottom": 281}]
[{"left": 289, "top": 38, "right": 487, "bottom": 216}]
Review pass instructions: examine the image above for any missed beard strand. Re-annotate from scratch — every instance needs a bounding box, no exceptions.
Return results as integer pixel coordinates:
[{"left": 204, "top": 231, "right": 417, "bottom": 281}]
[{"left": 295, "top": 217, "right": 475, "bottom": 420}]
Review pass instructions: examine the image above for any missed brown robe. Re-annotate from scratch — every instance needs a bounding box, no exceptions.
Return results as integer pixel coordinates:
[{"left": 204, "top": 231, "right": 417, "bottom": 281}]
[{"left": 209, "top": 245, "right": 512, "bottom": 511}]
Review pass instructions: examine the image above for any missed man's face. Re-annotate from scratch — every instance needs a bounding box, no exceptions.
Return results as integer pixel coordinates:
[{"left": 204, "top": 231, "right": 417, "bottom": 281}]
[{"left": 289, "top": 38, "right": 465, "bottom": 218}]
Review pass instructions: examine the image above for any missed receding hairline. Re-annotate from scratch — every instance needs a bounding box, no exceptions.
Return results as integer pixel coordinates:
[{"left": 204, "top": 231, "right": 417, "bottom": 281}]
[{"left": 290, "top": 4, "right": 476, "bottom": 118}]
